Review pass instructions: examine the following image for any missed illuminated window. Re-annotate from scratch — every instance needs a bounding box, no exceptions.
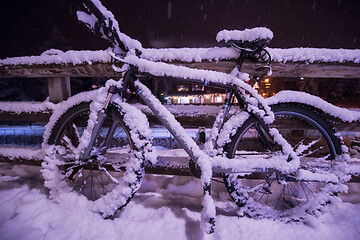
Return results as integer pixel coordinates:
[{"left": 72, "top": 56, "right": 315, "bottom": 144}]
[
  {"left": 177, "top": 85, "right": 189, "bottom": 92},
  {"left": 179, "top": 96, "right": 190, "bottom": 104},
  {"left": 216, "top": 96, "right": 223, "bottom": 102}
]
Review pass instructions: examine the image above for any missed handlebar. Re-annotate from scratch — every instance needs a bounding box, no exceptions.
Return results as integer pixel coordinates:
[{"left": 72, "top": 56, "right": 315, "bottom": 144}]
[{"left": 81, "top": 0, "right": 138, "bottom": 55}]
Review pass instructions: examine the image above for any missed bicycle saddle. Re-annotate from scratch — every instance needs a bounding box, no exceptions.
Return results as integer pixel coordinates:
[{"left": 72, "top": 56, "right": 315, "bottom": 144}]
[{"left": 216, "top": 27, "right": 273, "bottom": 51}]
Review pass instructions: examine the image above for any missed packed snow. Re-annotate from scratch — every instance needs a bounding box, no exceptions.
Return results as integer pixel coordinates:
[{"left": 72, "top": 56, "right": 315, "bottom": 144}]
[
  {"left": 1, "top": 163, "right": 360, "bottom": 240},
  {"left": 0, "top": 146, "right": 43, "bottom": 161}
]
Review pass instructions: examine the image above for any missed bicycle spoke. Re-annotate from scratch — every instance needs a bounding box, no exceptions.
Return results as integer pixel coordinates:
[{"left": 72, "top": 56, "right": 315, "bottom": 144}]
[
  {"left": 78, "top": 171, "right": 87, "bottom": 195},
  {"left": 300, "top": 182, "right": 309, "bottom": 201},
  {"left": 249, "top": 180, "right": 268, "bottom": 198},
  {"left": 94, "top": 170, "right": 110, "bottom": 195},
  {"left": 287, "top": 183, "right": 300, "bottom": 208},
  {"left": 99, "top": 170, "right": 108, "bottom": 195},
  {"left": 275, "top": 185, "right": 286, "bottom": 211},
  {"left": 68, "top": 167, "right": 83, "bottom": 190},
  {"left": 265, "top": 191, "right": 270, "bottom": 205},
  {"left": 259, "top": 192, "right": 266, "bottom": 201},
  {"left": 303, "top": 181, "right": 316, "bottom": 195},
  {"left": 295, "top": 138, "right": 321, "bottom": 156},
  {"left": 90, "top": 169, "right": 94, "bottom": 199},
  {"left": 79, "top": 168, "right": 92, "bottom": 195},
  {"left": 303, "top": 146, "right": 325, "bottom": 158}
]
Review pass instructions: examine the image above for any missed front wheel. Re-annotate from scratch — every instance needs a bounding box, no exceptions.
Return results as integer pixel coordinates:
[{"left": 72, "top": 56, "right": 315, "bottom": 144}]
[
  {"left": 223, "top": 103, "right": 348, "bottom": 219},
  {"left": 42, "top": 101, "right": 152, "bottom": 217}
]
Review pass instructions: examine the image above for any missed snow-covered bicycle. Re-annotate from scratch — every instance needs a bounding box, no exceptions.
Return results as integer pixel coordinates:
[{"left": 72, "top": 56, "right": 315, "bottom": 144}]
[{"left": 41, "top": 0, "right": 350, "bottom": 233}]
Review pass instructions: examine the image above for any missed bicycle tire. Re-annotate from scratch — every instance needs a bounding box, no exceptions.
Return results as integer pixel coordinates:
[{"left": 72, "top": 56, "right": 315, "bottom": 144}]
[
  {"left": 223, "top": 103, "right": 348, "bottom": 219},
  {"left": 43, "top": 101, "right": 148, "bottom": 217}
]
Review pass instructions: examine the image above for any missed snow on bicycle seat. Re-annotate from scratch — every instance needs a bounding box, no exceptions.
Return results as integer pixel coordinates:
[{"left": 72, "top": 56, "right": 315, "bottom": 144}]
[{"left": 216, "top": 27, "right": 273, "bottom": 50}]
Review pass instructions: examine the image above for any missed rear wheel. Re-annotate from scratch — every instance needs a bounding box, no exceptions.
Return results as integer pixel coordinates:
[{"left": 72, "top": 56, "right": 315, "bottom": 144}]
[
  {"left": 43, "top": 101, "right": 146, "bottom": 217},
  {"left": 223, "top": 103, "right": 347, "bottom": 219}
]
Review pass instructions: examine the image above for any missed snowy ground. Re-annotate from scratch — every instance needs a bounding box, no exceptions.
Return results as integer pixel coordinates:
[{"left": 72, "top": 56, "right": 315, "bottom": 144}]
[{"left": 0, "top": 162, "right": 360, "bottom": 240}]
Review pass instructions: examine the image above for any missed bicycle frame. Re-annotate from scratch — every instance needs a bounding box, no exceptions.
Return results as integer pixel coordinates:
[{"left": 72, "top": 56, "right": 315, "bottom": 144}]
[{"left": 81, "top": 55, "right": 279, "bottom": 176}]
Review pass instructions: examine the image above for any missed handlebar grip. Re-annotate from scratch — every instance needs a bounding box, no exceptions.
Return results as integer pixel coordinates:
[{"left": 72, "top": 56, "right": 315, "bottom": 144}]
[{"left": 83, "top": 0, "right": 106, "bottom": 22}]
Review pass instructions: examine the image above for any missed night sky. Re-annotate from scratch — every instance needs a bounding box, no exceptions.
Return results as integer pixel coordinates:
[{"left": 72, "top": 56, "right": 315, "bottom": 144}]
[{"left": 1, "top": 0, "right": 360, "bottom": 59}]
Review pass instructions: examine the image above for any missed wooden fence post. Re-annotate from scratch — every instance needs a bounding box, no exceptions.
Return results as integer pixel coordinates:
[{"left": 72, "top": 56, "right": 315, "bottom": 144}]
[{"left": 47, "top": 77, "right": 71, "bottom": 103}]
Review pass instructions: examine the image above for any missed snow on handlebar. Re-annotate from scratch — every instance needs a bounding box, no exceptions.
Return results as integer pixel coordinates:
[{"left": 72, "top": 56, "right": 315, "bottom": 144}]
[{"left": 79, "top": 0, "right": 143, "bottom": 55}]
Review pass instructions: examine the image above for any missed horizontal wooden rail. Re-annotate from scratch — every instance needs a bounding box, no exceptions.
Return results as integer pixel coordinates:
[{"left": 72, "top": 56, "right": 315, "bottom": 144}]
[
  {"left": 0, "top": 62, "right": 121, "bottom": 78},
  {"left": 174, "top": 60, "right": 360, "bottom": 79},
  {"left": 1, "top": 150, "right": 359, "bottom": 182},
  {"left": 0, "top": 111, "right": 51, "bottom": 123},
  {"left": 0, "top": 153, "right": 193, "bottom": 177},
  {"left": 1, "top": 60, "right": 360, "bottom": 79}
]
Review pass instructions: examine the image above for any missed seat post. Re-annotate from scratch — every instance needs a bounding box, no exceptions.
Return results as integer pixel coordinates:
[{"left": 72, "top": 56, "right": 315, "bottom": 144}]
[{"left": 236, "top": 51, "right": 248, "bottom": 72}]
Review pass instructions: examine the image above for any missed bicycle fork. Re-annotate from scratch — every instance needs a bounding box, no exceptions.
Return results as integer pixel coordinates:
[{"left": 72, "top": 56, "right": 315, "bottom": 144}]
[{"left": 82, "top": 86, "right": 118, "bottom": 160}]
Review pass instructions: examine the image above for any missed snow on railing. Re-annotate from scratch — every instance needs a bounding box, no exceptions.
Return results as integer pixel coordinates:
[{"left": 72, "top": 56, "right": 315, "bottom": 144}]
[
  {"left": 0, "top": 101, "right": 55, "bottom": 114},
  {"left": 1, "top": 96, "right": 359, "bottom": 123},
  {"left": 1, "top": 47, "right": 359, "bottom": 66},
  {"left": 0, "top": 101, "right": 221, "bottom": 119},
  {"left": 268, "top": 48, "right": 360, "bottom": 64},
  {"left": 0, "top": 49, "right": 111, "bottom": 66}
]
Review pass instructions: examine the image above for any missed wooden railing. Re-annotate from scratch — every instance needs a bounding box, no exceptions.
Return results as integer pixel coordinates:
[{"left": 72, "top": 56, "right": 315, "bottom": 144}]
[
  {"left": 0, "top": 50, "right": 359, "bottom": 180},
  {"left": 1, "top": 55, "right": 360, "bottom": 104}
]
